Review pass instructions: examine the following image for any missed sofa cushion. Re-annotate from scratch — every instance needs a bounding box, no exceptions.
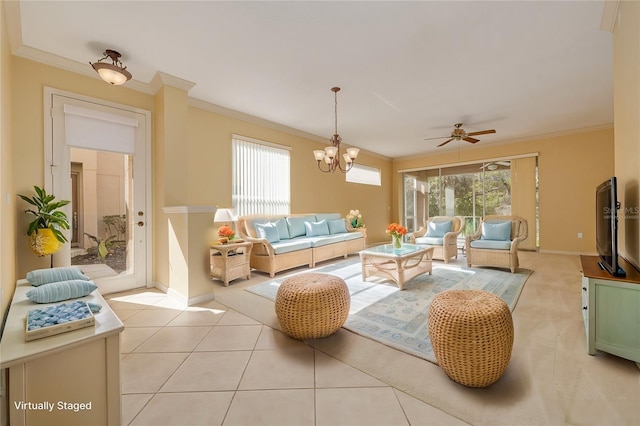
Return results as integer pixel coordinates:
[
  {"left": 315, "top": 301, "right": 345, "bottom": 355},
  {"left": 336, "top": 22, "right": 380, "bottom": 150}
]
[
  {"left": 415, "top": 236, "right": 444, "bottom": 245},
  {"left": 286, "top": 216, "right": 315, "bottom": 238},
  {"left": 315, "top": 213, "right": 341, "bottom": 222},
  {"left": 341, "top": 231, "right": 363, "bottom": 241},
  {"left": 327, "top": 219, "right": 348, "bottom": 234},
  {"left": 426, "top": 220, "right": 452, "bottom": 238},
  {"left": 470, "top": 239, "right": 512, "bottom": 250},
  {"left": 304, "top": 220, "right": 330, "bottom": 237},
  {"left": 304, "top": 234, "right": 345, "bottom": 247},
  {"left": 273, "top": 219, "right": 290, "bottom": 240},
  {"left": 247, "top": 217, "right": 283, "bottom": 238},
  {"left": 271, "top": 239, "right": 312, "bottom": 255},
  {"left": 255, "top": 222, "right": 280, "bottom": 243},
  {"left": 481, "top": 221, "right": 512, "bottom": 241}
]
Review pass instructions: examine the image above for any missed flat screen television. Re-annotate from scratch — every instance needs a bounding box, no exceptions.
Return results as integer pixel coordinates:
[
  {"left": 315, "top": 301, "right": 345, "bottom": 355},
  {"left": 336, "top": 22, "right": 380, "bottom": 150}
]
[{"left": 595, "top": 177, "right": 625, "bottom": 277}]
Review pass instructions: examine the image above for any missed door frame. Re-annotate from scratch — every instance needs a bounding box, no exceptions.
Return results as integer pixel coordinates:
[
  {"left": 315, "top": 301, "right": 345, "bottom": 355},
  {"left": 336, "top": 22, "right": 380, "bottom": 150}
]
[{"left": 44, "top": 87, "right": 152, "bottom": 288}]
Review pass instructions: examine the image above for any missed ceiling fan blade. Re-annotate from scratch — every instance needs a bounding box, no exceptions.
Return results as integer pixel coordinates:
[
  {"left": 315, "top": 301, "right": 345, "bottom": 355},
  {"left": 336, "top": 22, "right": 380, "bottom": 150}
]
[
  {"left": 463, "top": 137, "right": 480, "bottom": 143},
  {"left": 466, "top": 129, "right": 496, "bottom": 137},
  {"left": 437, "top": 138, "right": 455, "bottom": 147},
  {"left": 424, "top": 135, "right": 450, "bottom": 141}
]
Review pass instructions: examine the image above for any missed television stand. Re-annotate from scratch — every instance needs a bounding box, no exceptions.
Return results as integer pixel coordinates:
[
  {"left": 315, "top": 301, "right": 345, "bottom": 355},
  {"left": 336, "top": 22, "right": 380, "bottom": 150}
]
[
  {"left": 597, "top": 261, "right": 626, "bottom": 277},
  {"left": 581, "top": 255, "right": 640, "bottom": 365}
]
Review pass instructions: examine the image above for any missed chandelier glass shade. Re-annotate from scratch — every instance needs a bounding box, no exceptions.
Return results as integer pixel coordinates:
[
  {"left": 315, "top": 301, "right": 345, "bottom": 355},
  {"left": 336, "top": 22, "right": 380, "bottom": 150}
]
[
  {"left": 313, "top": 87, "right": 359, "bottom": 173},
  {"left": 90, "top": 49, "right": 132, "bottom": 85}
]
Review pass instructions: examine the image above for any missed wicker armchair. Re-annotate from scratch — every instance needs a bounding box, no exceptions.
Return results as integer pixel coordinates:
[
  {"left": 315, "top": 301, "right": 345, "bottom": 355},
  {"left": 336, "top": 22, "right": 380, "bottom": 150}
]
[
  {"left": 409, "top": 216, "right": 463, "bottom": 263},
  {"left": 465, "top": 215, "right": 528, "bottom": 273}
]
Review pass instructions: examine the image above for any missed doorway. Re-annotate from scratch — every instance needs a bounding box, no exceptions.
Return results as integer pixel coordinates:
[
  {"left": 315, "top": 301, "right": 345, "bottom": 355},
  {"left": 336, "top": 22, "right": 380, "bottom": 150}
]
[{"left": 45, "top": 88, "right": 151, "bottom": 293}]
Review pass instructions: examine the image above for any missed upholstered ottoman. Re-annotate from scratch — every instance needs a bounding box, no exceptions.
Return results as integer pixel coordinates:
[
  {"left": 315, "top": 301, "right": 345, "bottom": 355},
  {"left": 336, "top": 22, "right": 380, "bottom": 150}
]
[
  {"left": 275, "top": 272, "right": 350, "bottom": 340},
  {"left": 428, "top": 289, "right": 514, "bottom": 387}
]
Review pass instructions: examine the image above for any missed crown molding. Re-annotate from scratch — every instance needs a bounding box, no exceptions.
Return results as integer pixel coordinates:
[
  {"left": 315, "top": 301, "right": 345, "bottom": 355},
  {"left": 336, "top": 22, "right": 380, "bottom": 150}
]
[
  {"left": 10, "top": 44, "right": 154, "bottom": 94},
  {"left": 601, "top": 0, "right": 620, "bottom": 33},
  {"left": 188, "top": 97, "right": 327, "bottom": 143},
  {"left": 4, "top": 0, "right": 23, "bottom": 53},
  {"left": 162, "top": 206, "right": 216, "bottom": 214},
  {"left": 150, "top": 71, "right": 196, "bottom": 94}
]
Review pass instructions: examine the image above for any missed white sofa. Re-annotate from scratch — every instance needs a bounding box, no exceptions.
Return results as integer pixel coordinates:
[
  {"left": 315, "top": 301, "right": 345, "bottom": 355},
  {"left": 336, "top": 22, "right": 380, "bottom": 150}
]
[{"left": 237, "top": 213, "right": 366, "bottom": 277}]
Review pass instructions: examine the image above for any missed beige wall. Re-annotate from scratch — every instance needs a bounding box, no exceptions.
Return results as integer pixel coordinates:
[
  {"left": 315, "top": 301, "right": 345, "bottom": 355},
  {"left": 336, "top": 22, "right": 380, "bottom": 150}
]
[
  {"left": 7, "top": 52, "right": 393, "bottom": 302},
  {"left": 186, "top": 105, "right": 393, "bottom": 242},
  {"left": 614, "top": 0, "right": 640, "bottom": 268},
  {"left": 392, "top": 128, "right": 614, "bottom": 253},
  {"left": 1, "top": 0, "right": 15, "bottom": 321},
  {"left": 10, "top": 57, "right": 154, "bottom": 281}
]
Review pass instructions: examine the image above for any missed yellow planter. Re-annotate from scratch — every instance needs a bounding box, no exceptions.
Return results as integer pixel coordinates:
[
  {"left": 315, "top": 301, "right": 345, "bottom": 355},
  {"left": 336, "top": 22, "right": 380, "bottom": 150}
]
[{"left": 29, "top": 228, "right": 62, "bottom": 257}]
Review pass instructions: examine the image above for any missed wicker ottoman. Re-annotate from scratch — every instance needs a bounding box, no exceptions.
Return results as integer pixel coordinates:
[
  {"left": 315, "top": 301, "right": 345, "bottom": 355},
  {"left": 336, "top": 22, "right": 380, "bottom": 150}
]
[
  {"left": 275, "top": 272, "right": 350, "bottom": 340},
  {"left": 428, "top": 289, "right": 514, "bottom": 387}
]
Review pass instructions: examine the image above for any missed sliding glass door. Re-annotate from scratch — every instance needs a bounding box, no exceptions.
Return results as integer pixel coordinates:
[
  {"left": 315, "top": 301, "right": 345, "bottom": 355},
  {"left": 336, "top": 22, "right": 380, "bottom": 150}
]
[{"left": 403, "top": 161, "right": 512, "bottom": 237}]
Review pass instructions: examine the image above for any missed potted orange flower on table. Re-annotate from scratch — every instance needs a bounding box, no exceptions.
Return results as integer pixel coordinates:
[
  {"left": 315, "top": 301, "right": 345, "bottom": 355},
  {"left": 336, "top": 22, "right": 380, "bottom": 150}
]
[
  {"left": 217, "top": 225, "right": 235, "bottom": 244},
  {"left": 386, "top": 223, "right": 407, "bottom": 249}
]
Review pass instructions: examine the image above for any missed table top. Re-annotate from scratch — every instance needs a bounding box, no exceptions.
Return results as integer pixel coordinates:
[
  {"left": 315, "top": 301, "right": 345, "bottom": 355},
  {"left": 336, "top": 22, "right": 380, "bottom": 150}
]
[
  {"left": 0, "top": 280, "right": 124, "bottom": 368},
  {"left": 210, "top": 241, "right": 252, "bottom": 251},
  {"left": 580, "top": 255, "right": 640, "bottom": 284},
  {"left": 361, "top": 243, "right": 433, "bottom": 258}
]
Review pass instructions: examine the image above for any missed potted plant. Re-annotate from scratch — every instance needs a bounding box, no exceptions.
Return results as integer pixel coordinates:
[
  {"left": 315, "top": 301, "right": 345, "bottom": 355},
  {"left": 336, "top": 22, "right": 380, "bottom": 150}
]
[{"left": 18, "top": 185, "right": 70, "bottom": 256}]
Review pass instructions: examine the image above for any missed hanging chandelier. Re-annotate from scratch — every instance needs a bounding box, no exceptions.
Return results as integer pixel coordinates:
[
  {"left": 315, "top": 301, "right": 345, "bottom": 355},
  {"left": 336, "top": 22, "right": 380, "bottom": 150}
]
[
  {"left": 90, "top": 49, "right": 132, "bottom": 85},
  {"left": 313, "top": 87, "right": 359, "bottom": 173}
]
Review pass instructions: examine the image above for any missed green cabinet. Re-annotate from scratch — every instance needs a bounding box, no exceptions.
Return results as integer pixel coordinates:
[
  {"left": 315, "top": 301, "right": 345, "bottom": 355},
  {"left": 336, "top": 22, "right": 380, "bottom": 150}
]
[{"left": 581, "top": 256, "right": 640, "bottom": 363}]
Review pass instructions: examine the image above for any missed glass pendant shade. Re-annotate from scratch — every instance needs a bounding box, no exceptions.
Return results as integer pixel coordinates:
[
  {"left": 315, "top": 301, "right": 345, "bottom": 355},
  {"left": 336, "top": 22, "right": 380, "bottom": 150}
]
[
  {"left": 312, "top": 86, "right": 359, "bottom": 173},
  {"left": 90, "top": 49, "right": 132, "bottom": 85}
]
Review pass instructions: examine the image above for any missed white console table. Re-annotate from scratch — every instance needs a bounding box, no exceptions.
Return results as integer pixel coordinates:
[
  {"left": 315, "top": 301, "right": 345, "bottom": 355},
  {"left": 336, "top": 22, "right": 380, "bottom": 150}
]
[
  {"left": 1, "top": 280, "right": 124, "bottom": 426},
  {"left": 580, "top": 256, "right": 640, "bottom": 365}
]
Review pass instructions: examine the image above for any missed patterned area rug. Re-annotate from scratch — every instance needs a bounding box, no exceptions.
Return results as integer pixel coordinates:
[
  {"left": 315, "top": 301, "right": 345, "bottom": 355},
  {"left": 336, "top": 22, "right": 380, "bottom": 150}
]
[{"left": 246, "top": 258, "right": 531, "bottom": 364}]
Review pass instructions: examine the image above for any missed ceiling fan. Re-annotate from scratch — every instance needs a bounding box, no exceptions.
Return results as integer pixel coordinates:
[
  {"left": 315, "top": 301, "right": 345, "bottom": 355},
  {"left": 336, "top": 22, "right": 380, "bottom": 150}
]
[
  {"left": 480, "top": 161, "right": 510, "bottom": 170},
  {"left": 425, "top": 123, "right": 496, "bottom": 147}
]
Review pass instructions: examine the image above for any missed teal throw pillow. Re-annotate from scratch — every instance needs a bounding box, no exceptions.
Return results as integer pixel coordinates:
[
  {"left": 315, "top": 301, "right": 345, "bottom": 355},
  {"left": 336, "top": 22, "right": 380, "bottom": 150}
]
[
  {"left": 26, "top": 280, "right": 97, "bottom": 304},
  {"left": 255, "top": 222, "right": 280, "bottom": 243},
  {"left": 273, "top": 219, "right": 290, "bottom": 240},
  {"left": 304, "top": 220, "right": 330, "bottom": 237},
  {"left": 328, "top": 219, "right": 348, "bottom": 235},
  {"left": 26, "top": 266, "right": 89, "bottom": 287},
  {"left": 426, "top": 221, "right": 452, "bottom": 238},
  {"left": 286, "top": 216, "right": 315, "bottom": 238},
  {"left": 481, "top": 221, "right": 512, "bottom": 241}
]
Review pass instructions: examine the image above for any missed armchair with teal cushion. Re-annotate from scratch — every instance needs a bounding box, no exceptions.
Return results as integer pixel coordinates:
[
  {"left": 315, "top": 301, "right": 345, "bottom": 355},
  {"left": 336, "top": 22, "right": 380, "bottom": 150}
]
[
  {"left": 465, "top": 215, "right": 528, "bottom": 273},
  {"left": 410, "top": 216, "right": 463, "bottom": 263}
]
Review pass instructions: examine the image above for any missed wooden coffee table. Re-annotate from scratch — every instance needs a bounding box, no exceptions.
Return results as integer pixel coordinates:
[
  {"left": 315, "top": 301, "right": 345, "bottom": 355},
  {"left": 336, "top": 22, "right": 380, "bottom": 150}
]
[{"left": 360, "top": 244, "right": 434, "bottom": 290}]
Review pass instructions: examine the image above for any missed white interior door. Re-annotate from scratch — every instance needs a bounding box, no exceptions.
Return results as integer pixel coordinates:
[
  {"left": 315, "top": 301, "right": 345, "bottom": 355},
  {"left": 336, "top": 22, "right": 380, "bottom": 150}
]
[{"left": 46, "top": 89, "right": 151, "bottom": 293}]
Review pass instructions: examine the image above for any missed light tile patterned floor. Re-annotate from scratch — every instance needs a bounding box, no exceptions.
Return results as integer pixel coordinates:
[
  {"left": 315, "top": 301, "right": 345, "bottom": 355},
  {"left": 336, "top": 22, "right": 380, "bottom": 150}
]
[
  {"left": 111, "top": 290, "right": 466, "bottom": 426},
  {"left": 110, "top": 251, "right": 640, "bottom": 426}
]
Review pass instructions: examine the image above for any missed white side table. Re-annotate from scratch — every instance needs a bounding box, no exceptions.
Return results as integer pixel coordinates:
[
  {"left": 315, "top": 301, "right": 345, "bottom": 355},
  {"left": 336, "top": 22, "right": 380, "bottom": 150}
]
[{"left": 210, "top": 241, "right": 253, "bottom": 286}]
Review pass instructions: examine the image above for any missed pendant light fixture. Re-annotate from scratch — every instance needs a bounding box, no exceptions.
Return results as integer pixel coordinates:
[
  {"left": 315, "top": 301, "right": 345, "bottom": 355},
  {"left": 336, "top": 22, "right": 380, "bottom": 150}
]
[
  {"left": 90, "top": 49, "right": 132, "bottom": 85},
  {"left": 313, "top": 87, "right": 359, "bottom": 173}
]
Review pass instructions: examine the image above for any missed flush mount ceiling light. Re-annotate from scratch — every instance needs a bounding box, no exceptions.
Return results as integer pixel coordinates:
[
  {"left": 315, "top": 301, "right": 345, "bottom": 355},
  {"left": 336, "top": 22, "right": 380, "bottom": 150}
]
[
  {"left": 90, "top": 49, "right": 132, "bottom": 85},
  {"left": 313, "top": 87, "right": 359, "bottom": 173}
]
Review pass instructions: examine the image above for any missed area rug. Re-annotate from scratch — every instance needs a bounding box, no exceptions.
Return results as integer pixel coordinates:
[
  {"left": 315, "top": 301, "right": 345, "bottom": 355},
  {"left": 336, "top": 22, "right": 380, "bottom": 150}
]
[{"left": 246, "top": 258, "right": 531, "bottom": 364}]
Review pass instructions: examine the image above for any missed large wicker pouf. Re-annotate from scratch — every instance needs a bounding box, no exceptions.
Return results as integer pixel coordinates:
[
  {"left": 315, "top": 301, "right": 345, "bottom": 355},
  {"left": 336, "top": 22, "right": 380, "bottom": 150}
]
[
  {"left": 275, "top": 272, "right": 350, "bottom": 340},
  {"left": 428, "top": 289, "right": 514, "bottom": 387}
]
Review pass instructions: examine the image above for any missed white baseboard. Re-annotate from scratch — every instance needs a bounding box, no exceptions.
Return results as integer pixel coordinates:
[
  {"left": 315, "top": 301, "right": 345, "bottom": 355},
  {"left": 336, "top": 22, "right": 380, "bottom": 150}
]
[{"left": 538, "top": 250, "right": 597, "bottom": 256}]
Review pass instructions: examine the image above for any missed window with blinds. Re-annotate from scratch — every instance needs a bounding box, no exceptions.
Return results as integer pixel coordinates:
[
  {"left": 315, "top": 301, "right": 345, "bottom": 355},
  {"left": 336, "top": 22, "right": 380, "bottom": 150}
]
[{"left": 232, "top": 136, "right": 291, "bottom": 216}]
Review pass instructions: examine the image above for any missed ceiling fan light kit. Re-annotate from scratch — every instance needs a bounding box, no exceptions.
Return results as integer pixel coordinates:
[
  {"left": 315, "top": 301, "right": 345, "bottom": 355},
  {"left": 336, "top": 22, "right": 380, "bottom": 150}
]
[
  {"left": 425, "top": 122, "right": 496, "bottom": 148},
  {"left": 313, "top": 87, "right": 359, "bottom": 173},
  {"left": 90, "top": 49, "right": 132, "bottom": 85}
]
